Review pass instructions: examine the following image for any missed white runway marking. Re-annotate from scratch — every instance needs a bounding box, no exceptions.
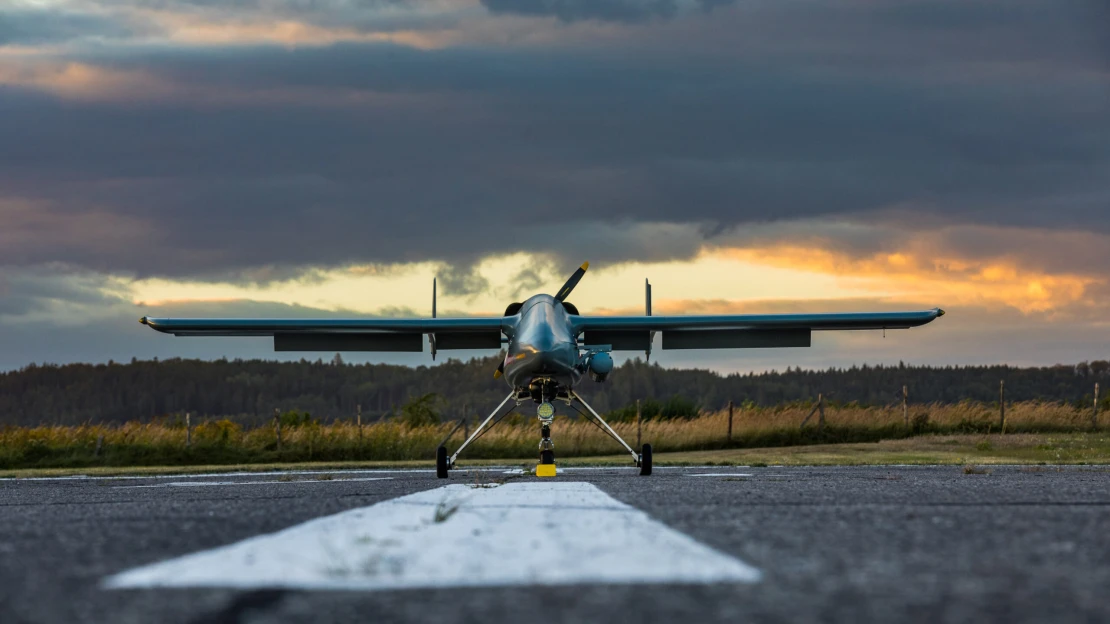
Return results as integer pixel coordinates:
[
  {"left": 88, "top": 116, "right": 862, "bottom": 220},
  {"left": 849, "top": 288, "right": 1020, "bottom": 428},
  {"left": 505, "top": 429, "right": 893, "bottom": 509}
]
[
  {"left": 112, "top": 477, "right": 393, "bottom": 489},
  {"left": 104, "top": 482, "right": 761, "bottom": 590},
  {"left": 687, "top": 473, "right": 753, "bottom": 477},
  {"left": 1, "top": 469, "right": 434, "bottom": 482}
]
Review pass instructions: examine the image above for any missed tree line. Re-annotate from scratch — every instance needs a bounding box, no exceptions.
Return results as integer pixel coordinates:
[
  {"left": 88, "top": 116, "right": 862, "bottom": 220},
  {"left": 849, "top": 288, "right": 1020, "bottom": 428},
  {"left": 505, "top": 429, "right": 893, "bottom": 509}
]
[{"left": 0, "top": 355, "right": 1107, "bottom": 427}]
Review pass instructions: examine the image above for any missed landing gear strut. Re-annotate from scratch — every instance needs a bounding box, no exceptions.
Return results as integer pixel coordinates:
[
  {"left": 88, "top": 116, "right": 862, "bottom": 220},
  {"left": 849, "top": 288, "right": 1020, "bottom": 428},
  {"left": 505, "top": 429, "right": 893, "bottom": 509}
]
[
  {"left": 537, "top": 406, "right": 556, "bottom": 476},
  {"left": 567, "top": 391, "right": 652, "bottom": 476},
  {"left": 539, "top": 424, "right": 555, "bottom": 465},
  {"left": 438, "top": 391, "right": 518, "bottom": 479},
  {"left": 438, "top": 388, "right": 653, "bottom": 477}
]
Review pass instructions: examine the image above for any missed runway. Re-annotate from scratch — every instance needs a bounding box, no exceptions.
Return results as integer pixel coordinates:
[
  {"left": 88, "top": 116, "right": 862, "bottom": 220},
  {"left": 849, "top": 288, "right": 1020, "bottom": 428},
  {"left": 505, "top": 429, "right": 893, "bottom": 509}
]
[{"left": 2, "top": 465, "right": 1108, "bottom": 623}]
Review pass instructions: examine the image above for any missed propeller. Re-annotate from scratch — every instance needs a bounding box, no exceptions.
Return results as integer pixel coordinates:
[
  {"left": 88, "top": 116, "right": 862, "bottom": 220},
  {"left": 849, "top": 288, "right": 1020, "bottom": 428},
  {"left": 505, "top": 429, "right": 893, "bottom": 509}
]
[{"left": 554, "top": 261, "right": 589, "bottom": 302}]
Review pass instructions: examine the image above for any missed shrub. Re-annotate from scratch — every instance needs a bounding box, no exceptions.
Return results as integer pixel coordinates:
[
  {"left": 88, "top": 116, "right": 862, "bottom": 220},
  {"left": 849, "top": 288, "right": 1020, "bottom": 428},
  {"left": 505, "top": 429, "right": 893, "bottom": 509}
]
[{"left": 400, "top": 393, "right": 442, "bottom": 427}]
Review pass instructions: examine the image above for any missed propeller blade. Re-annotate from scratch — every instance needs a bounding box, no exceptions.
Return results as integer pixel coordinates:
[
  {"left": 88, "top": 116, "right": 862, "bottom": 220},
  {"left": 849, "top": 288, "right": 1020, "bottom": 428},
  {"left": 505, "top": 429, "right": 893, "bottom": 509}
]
[
  {"left": 554, "top": 261, "right": 589, "bottom": 302},
  {"left": 494, "top": 360, "right": 504, "bottom": 379}
]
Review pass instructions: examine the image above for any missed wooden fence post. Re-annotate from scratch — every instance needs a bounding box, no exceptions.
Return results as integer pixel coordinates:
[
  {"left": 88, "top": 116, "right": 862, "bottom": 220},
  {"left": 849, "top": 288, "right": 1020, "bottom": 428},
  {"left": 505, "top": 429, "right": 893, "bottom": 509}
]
[
  {"left": 94, "top": 433, "right": 103, "bottom": 457},
  {"left": 902, "top": 385, "right": 908, "bottom": 427},
  {"left": 817, "top": 393, "right": 825, "bottom": 436},
  {"left": 636, "top": 399, "right": 642, "bottom": 449},
  {"left": 185, "top": 412, "right": 192, "bottom": 448},
  {"left": 462, "top": 404, "right": 469, "bottom": 440},
  {"left": 1094, "top": 383, "right": 1101, "bottom": 430},
  {"left": 999, "top": 380, "right": 1006, "bottom": 433},
  {"left": 727, "top": 400, "right": 734, "bottom": 444},
  {"left": 357, "top": 404, "right": 363, "bottom": 444},
  {"left": 274, "top": 408, "right": 282, "bottom": 450}
]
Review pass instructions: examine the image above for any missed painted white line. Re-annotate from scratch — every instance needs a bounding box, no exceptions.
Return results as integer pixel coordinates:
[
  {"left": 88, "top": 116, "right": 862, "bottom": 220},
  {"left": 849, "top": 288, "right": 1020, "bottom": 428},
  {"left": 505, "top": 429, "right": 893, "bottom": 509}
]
[
  {"left": 687, "top": 473, "right": 753, "bottom": 478},
  {"left": 112, "top": 477, "right": 394, "bottom": 489},
  {"left": 104, "top": 482, "right": 761, "bottom": 590},
  {"left": 1, "top": 469, "right": 434, "bottom": 482}
]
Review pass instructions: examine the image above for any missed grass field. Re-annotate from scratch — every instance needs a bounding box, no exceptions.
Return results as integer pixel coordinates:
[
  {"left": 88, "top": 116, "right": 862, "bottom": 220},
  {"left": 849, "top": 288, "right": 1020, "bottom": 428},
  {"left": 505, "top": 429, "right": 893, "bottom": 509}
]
[{"left": 1, "top": 400, "right": 1104, "bottom": 472}]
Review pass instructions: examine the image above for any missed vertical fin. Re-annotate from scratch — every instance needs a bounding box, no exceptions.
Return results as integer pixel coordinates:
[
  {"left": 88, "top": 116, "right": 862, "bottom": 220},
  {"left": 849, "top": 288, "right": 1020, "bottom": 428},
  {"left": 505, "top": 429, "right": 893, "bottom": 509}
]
[
  {"left": 645, "top": 279, "right": 653, "bottom": 361},
  {"left": 430, "top": 278, "right": 438, "bottom": 360}
]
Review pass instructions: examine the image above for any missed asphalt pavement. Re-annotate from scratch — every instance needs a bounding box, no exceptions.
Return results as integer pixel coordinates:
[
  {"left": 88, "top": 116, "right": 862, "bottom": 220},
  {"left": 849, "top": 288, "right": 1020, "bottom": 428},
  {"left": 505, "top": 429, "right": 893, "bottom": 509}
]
[{"left": 2, "top": 465, "right": 1108, "bottom": 623}]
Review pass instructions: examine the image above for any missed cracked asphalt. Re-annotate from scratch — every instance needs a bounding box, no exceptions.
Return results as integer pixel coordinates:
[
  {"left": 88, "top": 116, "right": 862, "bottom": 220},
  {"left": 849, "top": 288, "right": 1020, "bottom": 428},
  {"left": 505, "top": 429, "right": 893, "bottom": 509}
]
[{"left": 2, "top": 465, "right": 1108, "bottom": 623}]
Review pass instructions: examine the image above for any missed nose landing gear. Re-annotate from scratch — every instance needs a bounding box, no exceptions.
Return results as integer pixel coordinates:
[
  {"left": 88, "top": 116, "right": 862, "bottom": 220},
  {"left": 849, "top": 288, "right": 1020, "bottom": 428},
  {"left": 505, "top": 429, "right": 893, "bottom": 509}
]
[{"left": 537, "top": 406, "right": 557, "bottom": 477}]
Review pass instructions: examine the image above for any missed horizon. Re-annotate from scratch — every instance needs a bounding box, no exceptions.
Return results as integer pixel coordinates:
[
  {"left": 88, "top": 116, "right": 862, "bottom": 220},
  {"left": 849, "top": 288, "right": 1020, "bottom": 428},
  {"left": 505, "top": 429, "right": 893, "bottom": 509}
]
[{"left": 5, "top": 352, "right": 1105, "bottom": 377}]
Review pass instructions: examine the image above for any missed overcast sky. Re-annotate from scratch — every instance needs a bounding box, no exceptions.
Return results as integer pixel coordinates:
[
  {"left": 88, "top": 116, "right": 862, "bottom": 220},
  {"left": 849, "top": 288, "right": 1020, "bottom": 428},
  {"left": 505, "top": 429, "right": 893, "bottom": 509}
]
[{"left": 1, "top": 0, "right": 1108, "bottom": 373}]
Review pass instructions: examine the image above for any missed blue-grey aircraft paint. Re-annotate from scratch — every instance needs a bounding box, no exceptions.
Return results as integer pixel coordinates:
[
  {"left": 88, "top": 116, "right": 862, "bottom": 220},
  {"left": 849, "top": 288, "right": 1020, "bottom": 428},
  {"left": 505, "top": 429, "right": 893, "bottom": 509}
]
[{"left": 501, "top": 294, "right": 583, "bottom": 389}]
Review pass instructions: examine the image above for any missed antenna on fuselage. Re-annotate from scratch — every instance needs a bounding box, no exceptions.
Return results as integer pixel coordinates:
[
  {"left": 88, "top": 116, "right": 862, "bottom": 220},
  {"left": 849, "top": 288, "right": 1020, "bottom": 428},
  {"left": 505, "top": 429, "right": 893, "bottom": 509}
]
[
  {"left": 646, "top": 278, "right": 653, "bottom": 361},
  {"left": 430, "top": 278, "right": 437, "bottom": 361}
]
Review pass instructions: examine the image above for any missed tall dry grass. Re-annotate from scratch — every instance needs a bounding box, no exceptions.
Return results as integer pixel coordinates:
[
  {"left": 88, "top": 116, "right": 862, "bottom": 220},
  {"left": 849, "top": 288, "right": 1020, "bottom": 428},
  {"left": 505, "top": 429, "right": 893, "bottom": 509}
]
[{"left": 0, "top": 400, "right": 1097, "bottom": 469}]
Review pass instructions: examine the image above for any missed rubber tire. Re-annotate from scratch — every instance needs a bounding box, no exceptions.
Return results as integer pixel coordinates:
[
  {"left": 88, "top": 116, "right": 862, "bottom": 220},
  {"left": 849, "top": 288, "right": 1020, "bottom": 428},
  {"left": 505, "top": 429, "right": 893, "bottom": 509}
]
[
  {"left": 639, "top": 444, "right": 652, "bottom": 476},
  {"left": 436, "top": 445, "right": 449, "bottom": 479},
  {"left": 540, "top": 449, "right": 555, "bottom": 465}
]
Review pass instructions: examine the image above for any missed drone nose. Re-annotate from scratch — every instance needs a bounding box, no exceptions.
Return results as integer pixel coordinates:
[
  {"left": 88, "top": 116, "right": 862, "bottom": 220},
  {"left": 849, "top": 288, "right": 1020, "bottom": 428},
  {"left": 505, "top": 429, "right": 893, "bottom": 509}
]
[{"left": 536, "top": 341, "right": 577, "bottom": 374}]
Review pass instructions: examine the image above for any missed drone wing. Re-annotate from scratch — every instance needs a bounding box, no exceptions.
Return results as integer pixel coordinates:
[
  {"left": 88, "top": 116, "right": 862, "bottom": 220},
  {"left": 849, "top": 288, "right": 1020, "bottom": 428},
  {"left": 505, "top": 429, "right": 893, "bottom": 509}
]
[
  {"left": 139, "top": 316, "right": 505, "bottom": 352},
  {"left": 571, "top": 309, "right": 944, "bottom": 351}
]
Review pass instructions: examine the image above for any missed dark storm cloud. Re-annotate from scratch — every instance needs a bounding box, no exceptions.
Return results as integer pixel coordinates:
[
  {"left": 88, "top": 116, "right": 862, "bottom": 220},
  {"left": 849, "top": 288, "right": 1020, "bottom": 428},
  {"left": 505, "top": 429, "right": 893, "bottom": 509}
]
[
  {"left": 436, "top": 264, "right": 491, "bottom": 297},
  {"left": 480, "top": 0, "right": 734, "bottom": 23},
  {"left": 0, "top": 1, "right": 1107, "bottom": 281},
  {"left": 0, "top": 266, "right": 125, "bottom": 317}
]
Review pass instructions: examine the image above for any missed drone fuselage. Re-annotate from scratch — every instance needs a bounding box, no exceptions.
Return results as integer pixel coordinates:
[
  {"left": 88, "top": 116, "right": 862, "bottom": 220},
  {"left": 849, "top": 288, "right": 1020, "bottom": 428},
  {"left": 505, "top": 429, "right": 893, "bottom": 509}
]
[{"left": 501, "top": 294, "right": 584, "bottom": 391}]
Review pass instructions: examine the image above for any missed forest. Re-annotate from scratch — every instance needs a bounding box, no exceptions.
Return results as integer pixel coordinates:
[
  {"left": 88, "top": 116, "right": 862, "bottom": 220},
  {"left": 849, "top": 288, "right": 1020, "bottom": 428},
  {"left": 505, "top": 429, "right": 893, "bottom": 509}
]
[{"left": 1, "top": 355, "right": 1107, "bottom": 427}]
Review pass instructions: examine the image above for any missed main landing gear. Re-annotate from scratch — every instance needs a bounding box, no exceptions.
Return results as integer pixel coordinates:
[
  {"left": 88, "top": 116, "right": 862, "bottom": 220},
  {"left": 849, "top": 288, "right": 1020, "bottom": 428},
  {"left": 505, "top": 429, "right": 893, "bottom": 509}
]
[{"left": 437, "top": 388, "right": 652, "bottom": 478}]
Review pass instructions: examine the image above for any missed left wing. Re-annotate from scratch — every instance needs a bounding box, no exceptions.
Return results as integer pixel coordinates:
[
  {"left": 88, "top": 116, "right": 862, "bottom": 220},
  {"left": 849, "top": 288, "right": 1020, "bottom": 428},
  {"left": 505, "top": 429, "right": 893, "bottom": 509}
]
[
  {"left": 571, "top": 309, "right": 944, "bottom": 351},
  {"left": 139, "top": 316, "right": 506, "bottom": 352}
]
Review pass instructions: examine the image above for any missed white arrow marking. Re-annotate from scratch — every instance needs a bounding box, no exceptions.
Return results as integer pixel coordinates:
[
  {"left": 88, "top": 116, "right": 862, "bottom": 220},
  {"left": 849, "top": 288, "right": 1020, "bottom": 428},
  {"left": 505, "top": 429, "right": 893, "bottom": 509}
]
[{"left": 104, "top": 481, "right": 760, "bottom": 590}]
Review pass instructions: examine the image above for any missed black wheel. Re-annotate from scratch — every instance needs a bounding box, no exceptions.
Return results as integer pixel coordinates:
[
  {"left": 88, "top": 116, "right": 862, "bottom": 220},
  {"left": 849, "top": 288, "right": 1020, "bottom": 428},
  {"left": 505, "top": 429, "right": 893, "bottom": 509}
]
[
  {"left": 639, "top": 444, "right": 652, "bottom": 476},
  {"left": 436, "top": 445, "right": 449, "bottom": 479},
  {"left": 540, "top": 449, "right": 555, "bottom": 465}
]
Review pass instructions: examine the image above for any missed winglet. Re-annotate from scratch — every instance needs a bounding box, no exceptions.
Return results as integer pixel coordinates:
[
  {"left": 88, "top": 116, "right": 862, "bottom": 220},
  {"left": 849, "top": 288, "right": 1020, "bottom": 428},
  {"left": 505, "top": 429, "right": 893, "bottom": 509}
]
[
  {"left": 645, "top": 279, "right": 654, "bottom": 361},
  {"left": 430, "top": 278, "right": 438, "bottom": 360}
]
